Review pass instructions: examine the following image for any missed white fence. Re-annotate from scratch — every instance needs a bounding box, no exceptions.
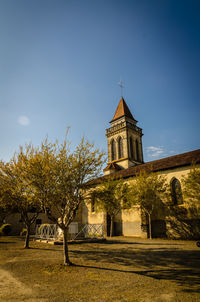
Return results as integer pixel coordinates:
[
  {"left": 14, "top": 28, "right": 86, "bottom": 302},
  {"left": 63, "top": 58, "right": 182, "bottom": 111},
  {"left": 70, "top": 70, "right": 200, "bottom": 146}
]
[
  {"left": 35, "top": 223, "right": 104, "bottom": 240},
  {"left": 35, "top": 224, "right": 58, "bottom": 240},
  {"left": 74, "top": 224, "right": 104, "bottom": 240}
]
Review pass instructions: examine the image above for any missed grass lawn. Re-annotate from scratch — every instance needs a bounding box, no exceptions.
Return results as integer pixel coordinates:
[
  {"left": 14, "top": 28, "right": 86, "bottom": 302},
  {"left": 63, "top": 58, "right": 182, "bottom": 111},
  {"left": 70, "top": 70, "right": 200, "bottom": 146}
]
[{"left": 0, "top": 236, "right": 200, "bottom": 302}]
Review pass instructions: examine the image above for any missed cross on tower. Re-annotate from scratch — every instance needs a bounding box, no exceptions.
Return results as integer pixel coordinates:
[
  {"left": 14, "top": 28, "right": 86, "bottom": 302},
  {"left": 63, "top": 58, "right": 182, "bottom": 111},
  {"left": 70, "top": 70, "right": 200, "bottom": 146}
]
[{"left": 118, "top": 79, "right": 124, "bottom": 96}]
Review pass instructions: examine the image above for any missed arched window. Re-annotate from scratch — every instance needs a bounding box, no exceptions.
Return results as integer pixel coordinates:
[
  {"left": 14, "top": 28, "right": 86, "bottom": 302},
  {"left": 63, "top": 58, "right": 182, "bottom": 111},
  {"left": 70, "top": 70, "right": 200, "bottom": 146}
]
[
  {"left": 111, "top": 139, "right": 116, "bottom": 161},
  {"left": 129, "top": 137, "right": 134, "bottom": 159},
  {"left": 171, "top": 178, "right": 183, "bottom": 205},
  {"left": 136, "top": 139, "right": 140, "bottom": 161},
  {"left": 118, "top": 137, "right": 123, "bottom": 159}
]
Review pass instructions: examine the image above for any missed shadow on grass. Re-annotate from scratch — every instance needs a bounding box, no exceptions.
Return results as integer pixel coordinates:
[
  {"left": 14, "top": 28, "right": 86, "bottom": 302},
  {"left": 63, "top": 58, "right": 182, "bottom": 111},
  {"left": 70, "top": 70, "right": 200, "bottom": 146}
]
[
  {"left": 29, "top": 247, "right": 61, "bottom": 251},
  {"left": 0, "top": 241, "right": 17, "bottom": 244},
  {"left": 106, "top": 240, "right": 185, "bottom": 246},
  {"left": 70, "top": 248, "right": 200, "bottom": 293},
  {"left": 75, "top": 263, "right": 200, "bottom": 293}
]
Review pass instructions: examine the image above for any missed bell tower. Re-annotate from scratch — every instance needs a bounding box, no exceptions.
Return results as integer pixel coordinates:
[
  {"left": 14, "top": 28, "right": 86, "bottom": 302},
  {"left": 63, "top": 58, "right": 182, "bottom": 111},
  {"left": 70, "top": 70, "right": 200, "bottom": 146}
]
[{"left": 104, "top": 97, "right": 144, "bottom": 175}]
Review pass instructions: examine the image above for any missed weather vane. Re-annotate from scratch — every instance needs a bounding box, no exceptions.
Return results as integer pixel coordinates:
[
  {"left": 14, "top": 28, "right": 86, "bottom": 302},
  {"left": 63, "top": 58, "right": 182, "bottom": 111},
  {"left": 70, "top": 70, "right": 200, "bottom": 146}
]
[{"left": 118, "top": 79, "right": 124, "bottom": 97}]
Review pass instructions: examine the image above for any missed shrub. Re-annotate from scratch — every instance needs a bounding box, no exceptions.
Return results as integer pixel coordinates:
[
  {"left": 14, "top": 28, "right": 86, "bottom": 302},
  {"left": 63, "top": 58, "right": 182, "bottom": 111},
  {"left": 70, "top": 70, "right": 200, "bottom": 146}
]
[{"left": 0, "top": 224, "right": 12, "bottom": 235}]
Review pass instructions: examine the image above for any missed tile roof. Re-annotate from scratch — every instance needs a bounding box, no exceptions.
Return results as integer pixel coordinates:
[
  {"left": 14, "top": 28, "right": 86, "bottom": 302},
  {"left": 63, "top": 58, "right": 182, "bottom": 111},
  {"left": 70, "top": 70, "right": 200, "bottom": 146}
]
[
  {"left": 111, "top": 97, "right": 136, "bottom": 122},
  {"left": 87, "top": 149, "right": 200, "bottom": 186}
]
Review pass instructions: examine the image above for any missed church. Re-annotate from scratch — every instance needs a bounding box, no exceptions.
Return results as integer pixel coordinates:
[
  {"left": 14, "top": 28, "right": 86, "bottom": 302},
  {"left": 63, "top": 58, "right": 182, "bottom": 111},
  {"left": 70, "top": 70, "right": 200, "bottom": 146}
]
[
  {"left": 81, "top": 97, "right": 200, "bottom": 239},
  {"left": 4, "top": 97, "right": 200, "bottom": 240}
]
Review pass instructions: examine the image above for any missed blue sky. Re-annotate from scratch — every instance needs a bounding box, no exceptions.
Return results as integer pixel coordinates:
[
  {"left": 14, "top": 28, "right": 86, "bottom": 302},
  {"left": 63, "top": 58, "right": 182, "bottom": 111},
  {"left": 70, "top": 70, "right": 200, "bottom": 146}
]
[{"left": 0, "top": 0, "right": 199, "bottom": 164}]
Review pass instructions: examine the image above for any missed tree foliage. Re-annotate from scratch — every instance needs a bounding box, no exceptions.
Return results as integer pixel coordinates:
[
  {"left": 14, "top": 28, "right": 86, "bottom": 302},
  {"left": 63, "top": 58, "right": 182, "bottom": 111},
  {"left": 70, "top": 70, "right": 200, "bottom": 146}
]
[
  {"left": 0, "top": 157, "right": 41, "bottom": 248},
  {"left": 0, "top": 162, "right": 13, "bottom": 224},
  {"left": 127, "top": 170, "right": 168, "bottom": 239},
  {"left": 90, "top": 177, "right": 129, "bottom": 236},
  {"left": 182, "top": 165, "right": 200, "bottom": 210},
  {"left": 25, "top": 135, "right": 105, "bottom": 265}
]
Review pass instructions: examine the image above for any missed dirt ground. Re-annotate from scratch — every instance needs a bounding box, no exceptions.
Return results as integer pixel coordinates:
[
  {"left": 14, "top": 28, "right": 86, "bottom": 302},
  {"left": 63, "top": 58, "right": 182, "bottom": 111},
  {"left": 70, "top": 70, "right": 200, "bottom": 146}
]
[{"left": 0, "top": 236, "right": 200, "bottom": 302}]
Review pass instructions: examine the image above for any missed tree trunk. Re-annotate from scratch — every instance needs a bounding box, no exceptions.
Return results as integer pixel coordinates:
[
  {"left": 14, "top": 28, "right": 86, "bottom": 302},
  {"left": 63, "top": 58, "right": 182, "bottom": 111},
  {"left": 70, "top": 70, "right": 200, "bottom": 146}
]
[
  {"left": 148, "top": 213, "right": 152, "bottom": 239},
  {"left": 110, "top": 216, "right": 114, "bottom": 237},
  {"left": 24, "top": 225, "right": 30, "bottom": 249},
  {"left": 63, "top": 228, "right": 73, "bottom": 266}
]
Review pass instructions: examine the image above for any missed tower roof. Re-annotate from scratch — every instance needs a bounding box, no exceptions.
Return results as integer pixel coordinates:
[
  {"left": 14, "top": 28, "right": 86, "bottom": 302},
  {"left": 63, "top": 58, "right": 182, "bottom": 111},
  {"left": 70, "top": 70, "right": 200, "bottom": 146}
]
[{"left": 111, "top": 97, "right": 137, "bottom": 123}]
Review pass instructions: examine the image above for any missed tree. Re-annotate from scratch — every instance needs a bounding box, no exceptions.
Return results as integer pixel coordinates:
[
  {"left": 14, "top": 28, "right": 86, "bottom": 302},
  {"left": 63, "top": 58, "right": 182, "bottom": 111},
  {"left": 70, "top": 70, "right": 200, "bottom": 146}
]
[
  {"left": 26, "top": 136, "right": 105, "bottom": 265},
  {"left": 127, "top": 170, "right": 168, "bottom": 239},
  {"left": 0, "top": 158, "right": 41, "bottom": 248},
  {"left": 182, "top": 165, "right": 200, "bottom": 210},
  {"left": 90, "top": 178, "right": 129, "bottom": 237},
  {"left": 0, "top": 163, "right": 14, "bottom": 225}
]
